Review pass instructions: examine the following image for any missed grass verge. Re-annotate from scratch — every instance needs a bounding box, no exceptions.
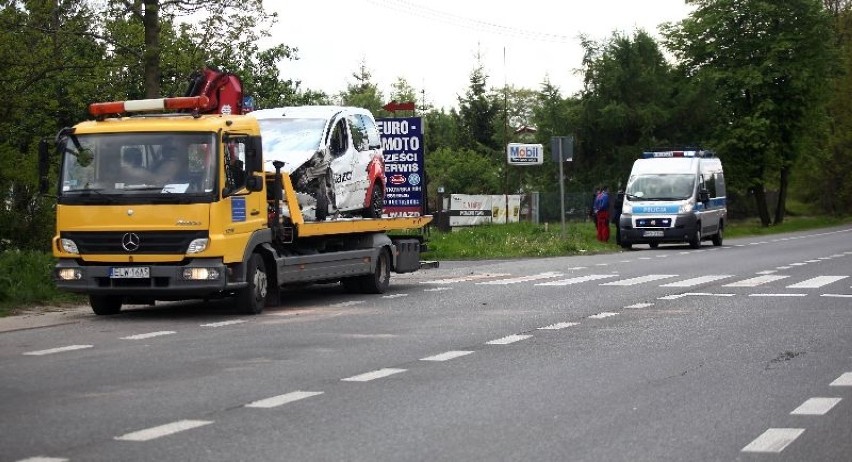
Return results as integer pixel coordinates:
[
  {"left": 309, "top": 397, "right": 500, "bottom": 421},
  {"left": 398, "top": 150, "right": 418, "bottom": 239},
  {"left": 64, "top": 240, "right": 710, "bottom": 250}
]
[{"left": 0, "top": 250, "right": 85, "bottom": 317}]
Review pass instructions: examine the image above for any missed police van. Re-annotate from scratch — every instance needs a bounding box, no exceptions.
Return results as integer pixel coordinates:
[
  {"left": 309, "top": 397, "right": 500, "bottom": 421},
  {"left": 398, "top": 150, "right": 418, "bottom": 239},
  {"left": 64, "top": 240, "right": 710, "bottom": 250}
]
[{"left": 618, "top": 149, "right": 726, "bottom": 249}]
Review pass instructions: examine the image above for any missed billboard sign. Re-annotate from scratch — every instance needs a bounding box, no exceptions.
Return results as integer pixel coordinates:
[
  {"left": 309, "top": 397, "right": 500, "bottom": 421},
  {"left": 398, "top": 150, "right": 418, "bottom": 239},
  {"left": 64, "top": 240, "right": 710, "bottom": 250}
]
[
  {"left": 507, "top": 143, "right": 544, "bottom": 165},
  {"left": 377, "top": 117, "right": 424, "bottom": 217}
]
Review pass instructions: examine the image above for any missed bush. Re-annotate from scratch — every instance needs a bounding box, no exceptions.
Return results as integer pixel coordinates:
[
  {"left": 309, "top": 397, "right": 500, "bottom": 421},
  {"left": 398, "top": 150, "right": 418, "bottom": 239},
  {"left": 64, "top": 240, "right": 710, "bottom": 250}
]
[{"left": 0, "top": 250, "right": 83, "bottom": 316}]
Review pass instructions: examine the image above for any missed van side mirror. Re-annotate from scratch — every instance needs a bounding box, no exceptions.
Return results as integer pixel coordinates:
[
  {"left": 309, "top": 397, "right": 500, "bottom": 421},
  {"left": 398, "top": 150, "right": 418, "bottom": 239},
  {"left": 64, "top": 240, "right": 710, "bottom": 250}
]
[
  {"left": 38, "top": 139, "right": 51, "bottom": 194},
  {"left": 699, "top": 190, "right": 710, "bottom": 203}
]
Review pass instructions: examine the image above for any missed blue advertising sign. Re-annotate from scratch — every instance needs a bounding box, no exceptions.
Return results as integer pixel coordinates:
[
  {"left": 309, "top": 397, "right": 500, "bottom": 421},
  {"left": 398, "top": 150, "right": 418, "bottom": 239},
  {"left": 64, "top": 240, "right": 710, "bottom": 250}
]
[{"left": 377, "top": 117, "right": 424, "bottom": 217}]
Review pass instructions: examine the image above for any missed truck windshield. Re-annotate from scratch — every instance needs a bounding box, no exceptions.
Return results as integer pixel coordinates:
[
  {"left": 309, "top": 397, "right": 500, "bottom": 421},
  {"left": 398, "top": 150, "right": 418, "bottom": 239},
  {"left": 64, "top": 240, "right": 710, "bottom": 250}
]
[
  {"left": 625, "top": 174, "right": 695, "bottom": 201},
  {"left": 58, "top": 132, "right": 218, "bottom": 201}
]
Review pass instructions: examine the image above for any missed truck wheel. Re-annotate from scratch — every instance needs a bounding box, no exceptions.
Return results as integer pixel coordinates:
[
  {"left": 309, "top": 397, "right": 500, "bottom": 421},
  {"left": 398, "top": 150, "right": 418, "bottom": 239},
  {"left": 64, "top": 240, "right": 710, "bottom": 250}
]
[
  {"left": 238, "top": 253, "right": 268, "bottom": 315},
  {"left": 363, "top": 182, "right": 384, "bottom": 218},
  {"left": 90, "top": 295, "right": 122, "bottom": 315},
  {"left": 342, "top": 248, "right": 391, "bottom": 294},
  {"left": 689, "top": 229, "right": 702, "bottom": 249},
  {"left": 712, "top": 226, "right": 724, "bottom": 246}
]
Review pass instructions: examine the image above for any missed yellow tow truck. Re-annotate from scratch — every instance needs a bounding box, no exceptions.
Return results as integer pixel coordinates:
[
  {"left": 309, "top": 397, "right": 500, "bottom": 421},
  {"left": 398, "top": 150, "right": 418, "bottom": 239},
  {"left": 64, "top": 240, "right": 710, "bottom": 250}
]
[{"left": 38, "top": 95, "right": 431, "bottom": 315}]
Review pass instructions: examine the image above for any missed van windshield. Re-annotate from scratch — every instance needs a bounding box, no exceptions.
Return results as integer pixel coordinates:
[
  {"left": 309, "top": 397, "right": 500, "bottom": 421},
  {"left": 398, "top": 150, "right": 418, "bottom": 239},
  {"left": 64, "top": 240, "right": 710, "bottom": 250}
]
[{"left": 625, "top": 174, "right": 695, "bottom": 201}]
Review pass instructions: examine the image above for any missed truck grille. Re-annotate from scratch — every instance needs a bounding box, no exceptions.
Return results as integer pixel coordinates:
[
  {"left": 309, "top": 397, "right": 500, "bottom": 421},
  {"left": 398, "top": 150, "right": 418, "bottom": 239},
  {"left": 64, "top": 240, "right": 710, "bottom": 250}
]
[{"left": 60, "top": 231, "right": 208, "bottom": 254}]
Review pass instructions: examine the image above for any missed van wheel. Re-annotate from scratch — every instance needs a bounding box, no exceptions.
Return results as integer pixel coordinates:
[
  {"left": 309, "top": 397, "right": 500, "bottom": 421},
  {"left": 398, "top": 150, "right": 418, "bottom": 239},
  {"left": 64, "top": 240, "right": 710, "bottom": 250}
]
[
  {"left": 342, "top": 248, "right": 390, "bottom": 294},
  {"left": 712, "top": 226, "right": 724, "bottom": 246},
  {"left": 363, "top": 182, "right": 384, "bottom": 218},
  {"left": 620, "top": 243, "right": 632, "bottom": 250},
  {"left": 90, "top": 295, "right": 122, "bottom": 315},
  {"left": 237, "top": 253, "right": 268, "bottom": 315},
  {"left": 314, "top": 170, "right": 335, "bottom": 221},
  {"left": 689, "top": 229, "right": 702, "bottom": 249}
]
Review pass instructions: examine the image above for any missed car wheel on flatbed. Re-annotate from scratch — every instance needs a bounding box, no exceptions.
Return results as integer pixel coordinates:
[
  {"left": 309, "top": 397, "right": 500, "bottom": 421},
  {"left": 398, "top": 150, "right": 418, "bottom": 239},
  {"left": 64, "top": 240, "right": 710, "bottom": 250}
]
[{"left": 363, "top": 181, "right": 384, "bottom": 218}]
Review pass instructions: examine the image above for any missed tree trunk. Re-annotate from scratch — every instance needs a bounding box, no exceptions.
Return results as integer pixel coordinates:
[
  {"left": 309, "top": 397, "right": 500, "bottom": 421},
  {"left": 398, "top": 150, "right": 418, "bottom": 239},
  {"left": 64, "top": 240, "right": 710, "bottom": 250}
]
[
  {"left": 143, "top": 0, "right": 161, "bottom": 98},
  {"left": 753, "top": 185, "right": 772, "bottom": 227},
  {"left": 774, "top": 166, "right": 789, "bottom": 225}
]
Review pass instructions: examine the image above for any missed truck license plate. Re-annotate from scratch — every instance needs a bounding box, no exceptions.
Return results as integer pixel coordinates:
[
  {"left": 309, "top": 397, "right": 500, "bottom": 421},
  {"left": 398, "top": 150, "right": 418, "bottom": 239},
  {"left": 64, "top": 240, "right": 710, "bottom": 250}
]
[
  {"left": 110, "top": 267, "right": 150, "bottom": 278},
  {"left": 643, "top": 230, "right": 664, "bottom": 237}
]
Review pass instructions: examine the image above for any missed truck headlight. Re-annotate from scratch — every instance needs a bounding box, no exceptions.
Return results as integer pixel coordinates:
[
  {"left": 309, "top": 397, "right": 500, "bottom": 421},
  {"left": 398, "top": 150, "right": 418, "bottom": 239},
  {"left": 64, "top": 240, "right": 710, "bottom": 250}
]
[
  {"left": 183, "top": 268, "right": 220, "bottom": 280},
  {"left": 60, "top": 238, "right": 79, "bottom": 254},
  {"left": 186, "top": 238, "right": 209, "bottom": 254},
  {"left": 57, "top": 268, "right": 82, "bottom": 280}
]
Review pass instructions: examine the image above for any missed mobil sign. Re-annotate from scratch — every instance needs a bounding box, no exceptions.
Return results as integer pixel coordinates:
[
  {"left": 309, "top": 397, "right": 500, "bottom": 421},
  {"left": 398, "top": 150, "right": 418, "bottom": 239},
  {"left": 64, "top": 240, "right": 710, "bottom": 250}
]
[{"left": 507, "top": 143, "right": 544, "bottom": 165}]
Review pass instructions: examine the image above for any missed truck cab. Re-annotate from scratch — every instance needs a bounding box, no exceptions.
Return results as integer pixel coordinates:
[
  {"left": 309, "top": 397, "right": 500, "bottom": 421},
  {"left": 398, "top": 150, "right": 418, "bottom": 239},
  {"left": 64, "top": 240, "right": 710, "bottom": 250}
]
[{"left": 618, "top": 149, "right": 726, "bottom": 250}]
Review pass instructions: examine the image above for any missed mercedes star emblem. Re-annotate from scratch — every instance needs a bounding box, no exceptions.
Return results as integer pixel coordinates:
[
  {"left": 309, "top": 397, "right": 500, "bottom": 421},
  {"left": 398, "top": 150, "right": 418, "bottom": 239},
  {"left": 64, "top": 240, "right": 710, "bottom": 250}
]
[{"left": 121, "top": 232, "right": 141, "bottom": 252}]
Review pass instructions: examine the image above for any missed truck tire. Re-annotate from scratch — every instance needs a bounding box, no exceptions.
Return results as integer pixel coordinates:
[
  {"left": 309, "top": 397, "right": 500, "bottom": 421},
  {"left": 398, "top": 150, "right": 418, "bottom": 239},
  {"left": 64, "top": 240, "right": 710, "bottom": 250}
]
[
  {"left": 90, "top": 295, "right": 122, "bottom": 315},
  {"left": 341, "top": 248, "right": 390, "bottom": 294},
  {"left": 237, "top": 253, "right": 268, "bottom": 315}
]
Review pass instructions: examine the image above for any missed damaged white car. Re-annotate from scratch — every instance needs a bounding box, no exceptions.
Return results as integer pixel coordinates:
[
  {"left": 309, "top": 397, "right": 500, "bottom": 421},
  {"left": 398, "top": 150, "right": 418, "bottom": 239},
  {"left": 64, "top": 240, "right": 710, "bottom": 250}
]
[{"left": 250, "top": 106, "right": 386, "bottom": 221}]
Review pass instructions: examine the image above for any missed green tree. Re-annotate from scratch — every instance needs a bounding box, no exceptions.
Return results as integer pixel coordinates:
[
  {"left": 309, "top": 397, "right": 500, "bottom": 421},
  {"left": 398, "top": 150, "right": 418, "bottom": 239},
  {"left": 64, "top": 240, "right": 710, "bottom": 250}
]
[
  {"left": 663, "top": 0, "right": 836, "bottom": 225},
  {"left": 456, "top": 59, "right": 499, "bottom": 152},
  {"left": 0, "top": 0, "right": 104, "bottom": 250},
  {"left": 339, "top": 60, "right": 383, "bottom": 114}
]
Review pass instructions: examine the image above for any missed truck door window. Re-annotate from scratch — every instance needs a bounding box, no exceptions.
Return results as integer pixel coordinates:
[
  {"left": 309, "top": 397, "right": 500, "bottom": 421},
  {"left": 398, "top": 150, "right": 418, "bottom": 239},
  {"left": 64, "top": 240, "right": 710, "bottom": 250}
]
[{"left": 224, "top": 137, "right": 247, "bottom": 193}]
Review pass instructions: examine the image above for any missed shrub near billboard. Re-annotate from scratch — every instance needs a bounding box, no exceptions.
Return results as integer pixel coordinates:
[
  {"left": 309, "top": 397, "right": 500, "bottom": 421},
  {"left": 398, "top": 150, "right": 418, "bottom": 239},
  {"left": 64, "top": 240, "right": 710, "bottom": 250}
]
[{"left": 377, "top": 117, "right": 424, "bottom": 216}]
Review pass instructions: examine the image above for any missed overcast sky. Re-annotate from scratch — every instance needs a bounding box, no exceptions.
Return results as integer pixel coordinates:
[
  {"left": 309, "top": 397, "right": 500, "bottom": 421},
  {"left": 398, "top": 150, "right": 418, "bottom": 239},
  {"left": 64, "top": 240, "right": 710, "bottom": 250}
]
[{"left": 267, "top": 0, "right": 694, "bottom": 110}]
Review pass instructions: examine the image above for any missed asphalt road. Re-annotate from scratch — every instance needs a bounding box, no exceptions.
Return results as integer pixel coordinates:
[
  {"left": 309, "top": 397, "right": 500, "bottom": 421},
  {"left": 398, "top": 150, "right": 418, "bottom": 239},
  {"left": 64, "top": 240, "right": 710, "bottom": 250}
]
[{"left": 2, "top": 225, "right": 852, "bottom": 462}]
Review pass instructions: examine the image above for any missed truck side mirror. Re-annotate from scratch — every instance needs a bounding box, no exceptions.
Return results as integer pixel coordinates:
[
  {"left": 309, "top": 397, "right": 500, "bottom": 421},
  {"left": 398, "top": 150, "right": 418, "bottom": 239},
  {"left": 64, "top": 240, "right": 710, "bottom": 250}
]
[
  {"left": 245, "top": 174, "right": 263, "bottom": 192},
  {"left": 38, "top": 139, "right": 51, "bottom": 194}
]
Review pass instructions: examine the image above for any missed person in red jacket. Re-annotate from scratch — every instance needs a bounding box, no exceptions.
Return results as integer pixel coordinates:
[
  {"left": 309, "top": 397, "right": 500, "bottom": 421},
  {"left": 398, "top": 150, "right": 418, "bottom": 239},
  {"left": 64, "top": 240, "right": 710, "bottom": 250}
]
[{"left": 593, "top": 186, "right": 610, "bottom": 242}]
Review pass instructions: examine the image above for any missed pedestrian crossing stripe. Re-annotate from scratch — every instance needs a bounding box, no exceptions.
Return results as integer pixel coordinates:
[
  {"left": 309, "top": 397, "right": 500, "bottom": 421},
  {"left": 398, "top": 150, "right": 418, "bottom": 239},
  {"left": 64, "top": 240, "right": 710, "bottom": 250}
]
[
  {"left": 786, "top": 276, "right": 848, "bottom": 289},
  {"left": 537, "top": 274, "right": 618, "bottom": 286},
  {"left": 601, "top": 274, "right": 678, "bottom": 286}
]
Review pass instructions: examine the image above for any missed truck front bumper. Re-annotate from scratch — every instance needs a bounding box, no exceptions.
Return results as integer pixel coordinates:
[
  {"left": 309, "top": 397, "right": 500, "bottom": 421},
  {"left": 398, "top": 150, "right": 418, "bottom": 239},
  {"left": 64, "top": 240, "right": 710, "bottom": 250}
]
[{"left": 54, "top": 258, "right": 246, "bottom": 300}]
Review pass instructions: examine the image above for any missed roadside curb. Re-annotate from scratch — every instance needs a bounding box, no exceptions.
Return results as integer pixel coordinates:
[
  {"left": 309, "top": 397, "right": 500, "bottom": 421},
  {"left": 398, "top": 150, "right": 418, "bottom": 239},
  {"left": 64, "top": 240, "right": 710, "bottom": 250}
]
[{"left": 0, "top": 305, "right": 91, "bottom": 333}]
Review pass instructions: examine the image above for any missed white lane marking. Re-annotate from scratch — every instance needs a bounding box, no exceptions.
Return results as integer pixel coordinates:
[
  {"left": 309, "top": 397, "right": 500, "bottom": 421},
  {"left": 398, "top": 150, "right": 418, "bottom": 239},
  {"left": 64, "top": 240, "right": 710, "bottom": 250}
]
[
  {"left": 790, "top": 262, "right": 808, "bottom": 267},
  {"left": 381, "top": 293, "right": 409, "bottom": 299},
  {"left": 787, "top": 276, "right": 848, "bottom": 289},
  {"left": 660, "top": 275, "right": 733, "bottom": 287},
  {"left": 201, "top": 320, "right": 246, "bottom": 327},
  {"left": 15, "top": 458, "right": 68, "bottom": 462},
  {"left": 822, "top": 294, "right": 852, "bottom": 298},
  {"left": 625, "top": 303, "right": 654, "bottom": 309},
  {"left": 756, "top": 270, "right": 777, "bottom": 275},
  {"left": 830, "top": 372, "right": 852, "bottom": 386},
  {"left": 342, "top": 368, "right": 406, "bottom": 382},
  {"left": 659, "top": 293, "right": 736, "bottom": 300},
  {"left": 23, "top": 345, "right": 93, "bottom": 356},
  {"left": 537, "top": 274, "right": 618, "bottom": 286},
  {"left": 742, "top": 428, "right": 804, "bottom": 453},
  {"left": 639, "top": 257, "right": 652, "bottom": 260},
  {"left": 806, "top": 260, "right": 821, "bottom": 263},
  {"left": 538, "top": 322, "right": 579, "bottom": 330},
  {"left": 656, "top": 255, "right": 669, "bottom": 258},
  {"left": 595, "top": 263, "right": 609, "bottom": 266},
  {"left": 588, "top": 312, "right": 618, "bottom": 319},
  {"left": 332, "top": 300, "right": 366, "bottom": 308},
  {"left": 477, "top": 272, "right": 564, "bottom": 285},
  {"left": 423, "top": 287, "right": 452, "bottom": 292},
  {"left": 486, "top": 334, "right": 532, "bottom": 345},
  {"left": 421, "top": 273, "right": 511, "bottom": 284},
  {"left": 790, "top": 397, "right": 841, "bottom": 415},
  {"left": 245, "top": 391, "right": 323, "bottom": 409},
  {"left": 420, "top": 350, "right": 474, "bottom": 361},
  {"left": 115, "top": 420, "right": 213, "bottom": 442},
  {"left": 777, "top": 266, "right": 792, "bottom": 270},
  {"left": 723, "top": 275, "right": 789, "bottom": 287},
  {"left": 601, "top": 274, "right": 678, "bottom": 286},
  {"left": 120, "top": 331, "right": 176, "bottom": 340},
  {"left": 749, "top": 294, "right": 808, "bottom": 297}
]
